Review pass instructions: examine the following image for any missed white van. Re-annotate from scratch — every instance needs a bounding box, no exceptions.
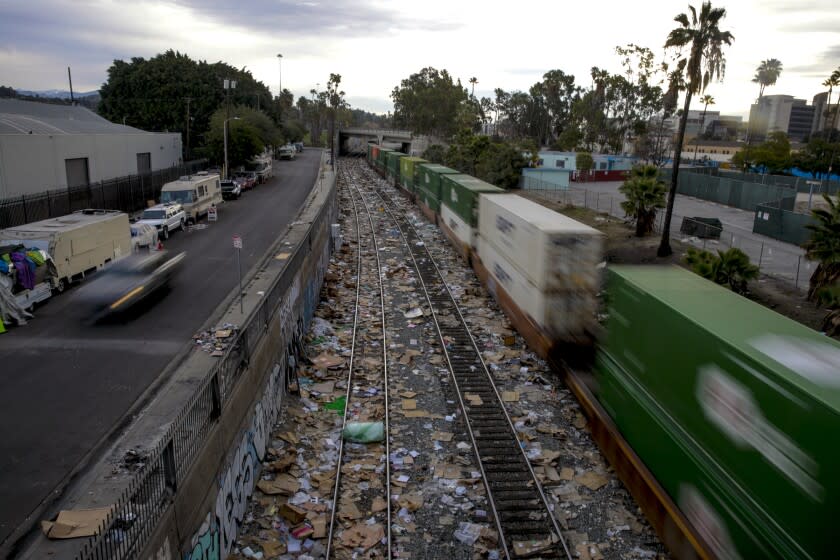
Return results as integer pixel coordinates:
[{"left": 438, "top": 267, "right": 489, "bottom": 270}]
[{"left": 160, "top": 172, "right": 223, "bottom": 224}]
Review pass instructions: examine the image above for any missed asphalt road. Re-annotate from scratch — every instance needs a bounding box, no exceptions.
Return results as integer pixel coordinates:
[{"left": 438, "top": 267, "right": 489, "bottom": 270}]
[{"left": 0, "top": 149, "right": 321, "bottom": 547}]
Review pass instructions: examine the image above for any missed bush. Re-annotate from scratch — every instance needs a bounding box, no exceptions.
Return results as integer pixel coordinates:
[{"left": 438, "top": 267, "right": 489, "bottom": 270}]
[{"left": 685, "top": 247, "right": 759, "bottom": 295}]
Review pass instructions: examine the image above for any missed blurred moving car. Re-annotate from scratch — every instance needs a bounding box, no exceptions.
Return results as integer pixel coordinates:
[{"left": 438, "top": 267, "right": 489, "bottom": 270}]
[
  {"left": 221, "top": 180, "right": 242, "bottom": 200},
  {"left": 76, "top": 250, "right": 186, "bottom": 321},
  {"left": 130, "top": 222, "right": 158, "bottom": 251}
]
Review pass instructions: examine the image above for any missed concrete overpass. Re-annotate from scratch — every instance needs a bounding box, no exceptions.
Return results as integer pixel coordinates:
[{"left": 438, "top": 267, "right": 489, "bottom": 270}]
[{"left": 339, "top": 127, "right": 429, "bottom": 156}]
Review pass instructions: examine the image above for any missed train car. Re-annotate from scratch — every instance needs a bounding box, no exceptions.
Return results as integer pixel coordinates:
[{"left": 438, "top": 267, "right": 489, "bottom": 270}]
[
  {"left": 399, "top": 156, "right": 427, "bottom": 194},
  {"left": 384, "top": 151, "right": 406, "bottom": 186},
  {"left": 415, "top": 163, "right": 459, "bottom": 225},
  {"left": 439, "top": 174, "right": 503, "bottom": 260},
  {"left": 375, "top": 147, "right": 393, "bottom": 175},
  {"left": 597, "top": 265, "right": 840, "bottom": 560},
  {"left": 477, "top": 194, "right": 602, "bottom": 294}
]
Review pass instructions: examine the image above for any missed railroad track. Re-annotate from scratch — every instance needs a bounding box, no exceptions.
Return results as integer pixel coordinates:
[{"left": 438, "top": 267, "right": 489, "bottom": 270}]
[
  {"left": 325, "top": 167, "right": 392, "bottom": 559},
  {"left": 348, "top": 159, "right": 573, "bottom": 560}
]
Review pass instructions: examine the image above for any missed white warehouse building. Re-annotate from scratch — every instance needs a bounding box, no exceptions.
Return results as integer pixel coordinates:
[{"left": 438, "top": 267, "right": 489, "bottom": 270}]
[{"left": 0, "top": 99, "right": 182, "bottom": 198}]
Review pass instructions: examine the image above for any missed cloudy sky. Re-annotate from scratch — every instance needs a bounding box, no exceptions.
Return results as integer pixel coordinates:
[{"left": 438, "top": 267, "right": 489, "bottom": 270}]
[{"left": 1, "top": 0, "right": 838, "bottom": 118}]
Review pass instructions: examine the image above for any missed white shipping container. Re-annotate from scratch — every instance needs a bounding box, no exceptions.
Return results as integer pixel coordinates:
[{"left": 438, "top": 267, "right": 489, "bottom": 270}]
[
  {"left": 476, "top": 237, "right": 596, "bottom": 338},
  {"left": 478, "top": 194, "right": 603, "bottom": 293},
  {"left": 440, "top": 203, "right": 474, "bottom": 248}
]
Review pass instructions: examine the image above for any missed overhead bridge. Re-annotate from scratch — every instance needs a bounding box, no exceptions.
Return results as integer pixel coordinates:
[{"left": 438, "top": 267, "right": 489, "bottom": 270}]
[{"left": 338, "top": 127, "right": 415, "bottom": 156}]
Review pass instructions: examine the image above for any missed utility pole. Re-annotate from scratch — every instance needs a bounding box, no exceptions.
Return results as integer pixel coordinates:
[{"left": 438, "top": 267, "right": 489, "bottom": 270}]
[
  {"left": 185, "top": 97, "right": 192, "bottom": 161},
  {"left": 223, "top": 79, "right": 236, "bottom": 179},
  {"left": 67, "top": 67, "right": 75, "bottom": 104}
]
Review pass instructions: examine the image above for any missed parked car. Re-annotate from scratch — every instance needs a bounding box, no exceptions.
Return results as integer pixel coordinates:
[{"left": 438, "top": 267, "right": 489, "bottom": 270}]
[
  {"left": 221, "top": 180, "right": 242, "bottom": 200},
  {"left": 278, "top": 145, "right": 296, "bottom": 160},
  {"left": 294, "top": 142, "right": 304, "bottom": 153},
  {"left": 234, "top": 171, "right": 256, "bottom": 190},
  {"left": 130, "top": 222, "right": 158, "bottom": 251},
  {"left": 136, "top": 203, "right": 186, "bottom": 239}
]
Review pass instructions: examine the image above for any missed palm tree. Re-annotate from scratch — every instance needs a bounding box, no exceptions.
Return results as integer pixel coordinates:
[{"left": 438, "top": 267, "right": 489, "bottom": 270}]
[
  {"left": 619, "top": 164, "right": 667, "bottom": 236},
  {"left": 747, "top": 58, "right": 783, "bottom": 145},
  {"left": 657, "top": 1, "right": 734, "bottom": 257},
  {"left": 469, "top": 77, "right": 478, "bottom": 98},
  {"left": 752, "top": 58, "right": 783, "bottom": 100},
  {"left": 692, "top": 94, "right": 715, "bottom": 162},
  {"left": 804, "top": 193, "right": 840, "bottom": 301}
]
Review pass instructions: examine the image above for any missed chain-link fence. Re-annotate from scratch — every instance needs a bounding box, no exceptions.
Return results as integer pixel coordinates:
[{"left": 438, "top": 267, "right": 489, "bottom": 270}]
[
  {"left": 527, "top": 185, "right": 815, "bottom": 291},
  {"left": 0, "top": 159, "right": 208, "bottom": 229}
]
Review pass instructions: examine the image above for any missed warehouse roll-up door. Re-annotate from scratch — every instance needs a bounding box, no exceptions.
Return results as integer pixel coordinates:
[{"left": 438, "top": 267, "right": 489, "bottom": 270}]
[
  {"left": 65, "top": 157, "right": 90, "bottom": 188},
  {"left": 136, "top": 152, "right": 151, "bottom": 174}
]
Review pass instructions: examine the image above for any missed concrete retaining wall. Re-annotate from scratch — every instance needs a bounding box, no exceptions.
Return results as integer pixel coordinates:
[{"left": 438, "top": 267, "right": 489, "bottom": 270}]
[{"left": 143, "top": 172, "right": 337, "bottom": 560}]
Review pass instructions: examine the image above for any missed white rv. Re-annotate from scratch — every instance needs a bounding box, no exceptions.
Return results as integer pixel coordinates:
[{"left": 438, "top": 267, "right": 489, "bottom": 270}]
[
  {"left": 160, "top": 172, "right": 223, "bottom": 224},
  {"left": 0, "top": 209, "right": 131, "bottom": 292}
]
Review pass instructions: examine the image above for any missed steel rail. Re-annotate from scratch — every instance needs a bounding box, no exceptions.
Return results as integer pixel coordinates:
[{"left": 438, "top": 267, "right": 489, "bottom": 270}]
[
  {"left": 354, "top": 159, "right": 572, "bottom": 560},
  {"left": 325, "top": 163, "right": 392, "bottom": 559}
]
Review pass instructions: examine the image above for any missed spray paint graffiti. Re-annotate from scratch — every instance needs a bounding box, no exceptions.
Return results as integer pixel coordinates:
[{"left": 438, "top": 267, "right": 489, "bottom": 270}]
[{"left": 184, "top": 364, "right": 284, "bottom": 560}]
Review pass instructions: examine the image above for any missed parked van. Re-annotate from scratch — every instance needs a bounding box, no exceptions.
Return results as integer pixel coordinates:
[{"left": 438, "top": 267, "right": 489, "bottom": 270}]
[
  {"left": 160, "top": 172, "right": 222, "bottom": 224},
  {"left": 0, "top": 209, "right": 131, "bottom": 292}
]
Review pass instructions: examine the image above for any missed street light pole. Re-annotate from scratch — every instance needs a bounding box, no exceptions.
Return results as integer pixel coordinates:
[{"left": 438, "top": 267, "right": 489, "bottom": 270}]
[
  {"left": 223, "top": 79, "right": 237, "bottom": 178},
  {"left": 277, "top": 53, "right": 283, "bottom": 98},
  {"left": 224, "top": 117, "right": 239, "bottom": 182}
]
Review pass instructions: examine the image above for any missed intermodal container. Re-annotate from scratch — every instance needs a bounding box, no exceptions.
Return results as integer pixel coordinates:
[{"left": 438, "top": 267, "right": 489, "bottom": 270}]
[
  {"left": 475, "top": 236, "right": 597, "bottom": 337},
  {"left": 477, "top": 194, "right": 603, "bottom": 293},
  {"left": 441, "top": 174, "right": 504, "bottom": 227},
  {"left": 385, "top": 150, "right": 406, "bottom": 180},
  {"left": 416, "top": 163, "right": 459, "bottom": 201},
  {"left": 399, "top": 157, "right": 427, "bottom": 191},
  {"left": 371, "top": 145, "right": 380, "bottom": 164},
  {"left": 366, "top": 144, "right": 374, "bottom": 163},
  {"left": 377, "top": 147, "right": 393, "bottom": 171},
  {"left": 416, "top": 186, "right": 441, "bottom": 213},
  {"left": 440, "top": 203, "right": 474, "bottom": 249},
  {"left": 598, "top": 265, "right": 840, "bottom": 559}
]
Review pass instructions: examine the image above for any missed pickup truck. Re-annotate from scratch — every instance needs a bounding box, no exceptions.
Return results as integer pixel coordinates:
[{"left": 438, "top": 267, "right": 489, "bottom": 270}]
[{"left": 137, "top": 203, "right": 186, "bottom": 239}]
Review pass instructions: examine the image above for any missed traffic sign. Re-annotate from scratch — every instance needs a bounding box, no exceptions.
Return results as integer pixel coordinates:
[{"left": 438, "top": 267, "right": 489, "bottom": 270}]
[{"left": 233, "top": 234, "right": 242, "bottom": 249}]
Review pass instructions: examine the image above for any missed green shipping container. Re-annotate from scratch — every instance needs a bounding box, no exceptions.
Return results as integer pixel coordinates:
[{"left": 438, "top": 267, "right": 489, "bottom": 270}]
[
  {"left": 385, "top": 151, "right": 406, "bottom": 180},
  {"left": 598, "top": 265, "right": 840, "bottom": 559},
  {"left": 400, "top": 157, "right": 427, "bottom": 191},
  {"left": 417, "top": 186, "right": 440, "bottom": 213},
  {"left": 416, "top": 163, "right": 459, "bottom": 201},
  {"left": 377, "top": 147, "right": 393, "bottom": 170},
  {"left": 440, "top": 174, "right": 504, "bottom": 227}
]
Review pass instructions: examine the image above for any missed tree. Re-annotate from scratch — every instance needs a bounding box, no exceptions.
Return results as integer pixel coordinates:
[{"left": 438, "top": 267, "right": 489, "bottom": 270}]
[
  {"left": 326, "top": 74, "right": 347, "bottom": 162},
  {"left": 804, "top": 194, "right": 840, "bottom": 301},
  {"left": 657, "top": 2, "right": 734, "bottom": 257},
  {"left": 815, "top": 285, "right": 840, "bottom": 337},
  {"left": 752, "top": 58, "right": 783, "bottom": 101},
  {"left": 576, "top": 152, "right": 594, "bottom": 172},
  {"left": 692, "top": 94, "right": 715, "bottom": 161},
  {"left": 820, "top": 72, "right": 840, "bottom": 133},
  {"left": 98, "top": 50, "right": 276, "bottom": 159},
  {"left": 619, "top": 165, "right": 667, "bottom": 236},
  {"left": 685, "top": 247, "right": 759, "bottom": 294},
  {"left": 391, "top": 67, "right": 469, "bottom": 138},
  {"left": 439, "top": 133, "right": 527, "bottom": 189},
  {"left": 206, "top": 106, "right": 267, "bottom": 169},
  {"left": 469, "top": 77, "right": 478, "bottom": 98}
]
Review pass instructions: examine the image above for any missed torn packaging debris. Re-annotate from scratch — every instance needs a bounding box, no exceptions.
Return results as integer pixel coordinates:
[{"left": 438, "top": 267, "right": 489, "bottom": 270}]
[{"left": 41, "top": 507, "right": 113, "bottom": 539}]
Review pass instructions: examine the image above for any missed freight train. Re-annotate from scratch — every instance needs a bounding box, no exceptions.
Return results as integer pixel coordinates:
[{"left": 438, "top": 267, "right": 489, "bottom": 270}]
[{"left": 365, "top": 143, "right": 840, "bottom": 560}]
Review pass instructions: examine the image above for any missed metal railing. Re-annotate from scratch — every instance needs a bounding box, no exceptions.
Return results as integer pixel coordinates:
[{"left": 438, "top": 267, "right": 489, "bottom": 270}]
[
  {"left": 527, "top": 185, "right": 814, "bottom": 290},
  {"left": 0, "top": 160, "right": 208, "bottom": 229},
  {"left": 76, "top": 160, "right": 336, "bottom": 560}
]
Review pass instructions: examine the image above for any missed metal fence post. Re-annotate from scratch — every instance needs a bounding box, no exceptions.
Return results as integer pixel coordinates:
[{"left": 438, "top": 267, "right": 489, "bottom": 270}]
[
  {"left": 162, "top": 440, "right": 177, "bottom": 493},
  {"left": 758, "top": 242, "right": 765, "bottom": 269},
  {"left": 795, "top": 255, "right": 801, "bottom": 288},
  {"left": 210, "top": 372, "right": 222, "bottom": 419},
  {"left": 596, "top": 191, "right": 600, "bottom": 211},
  {"left": 584, "top": 189, "right": 588, "bottom": 207}
]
